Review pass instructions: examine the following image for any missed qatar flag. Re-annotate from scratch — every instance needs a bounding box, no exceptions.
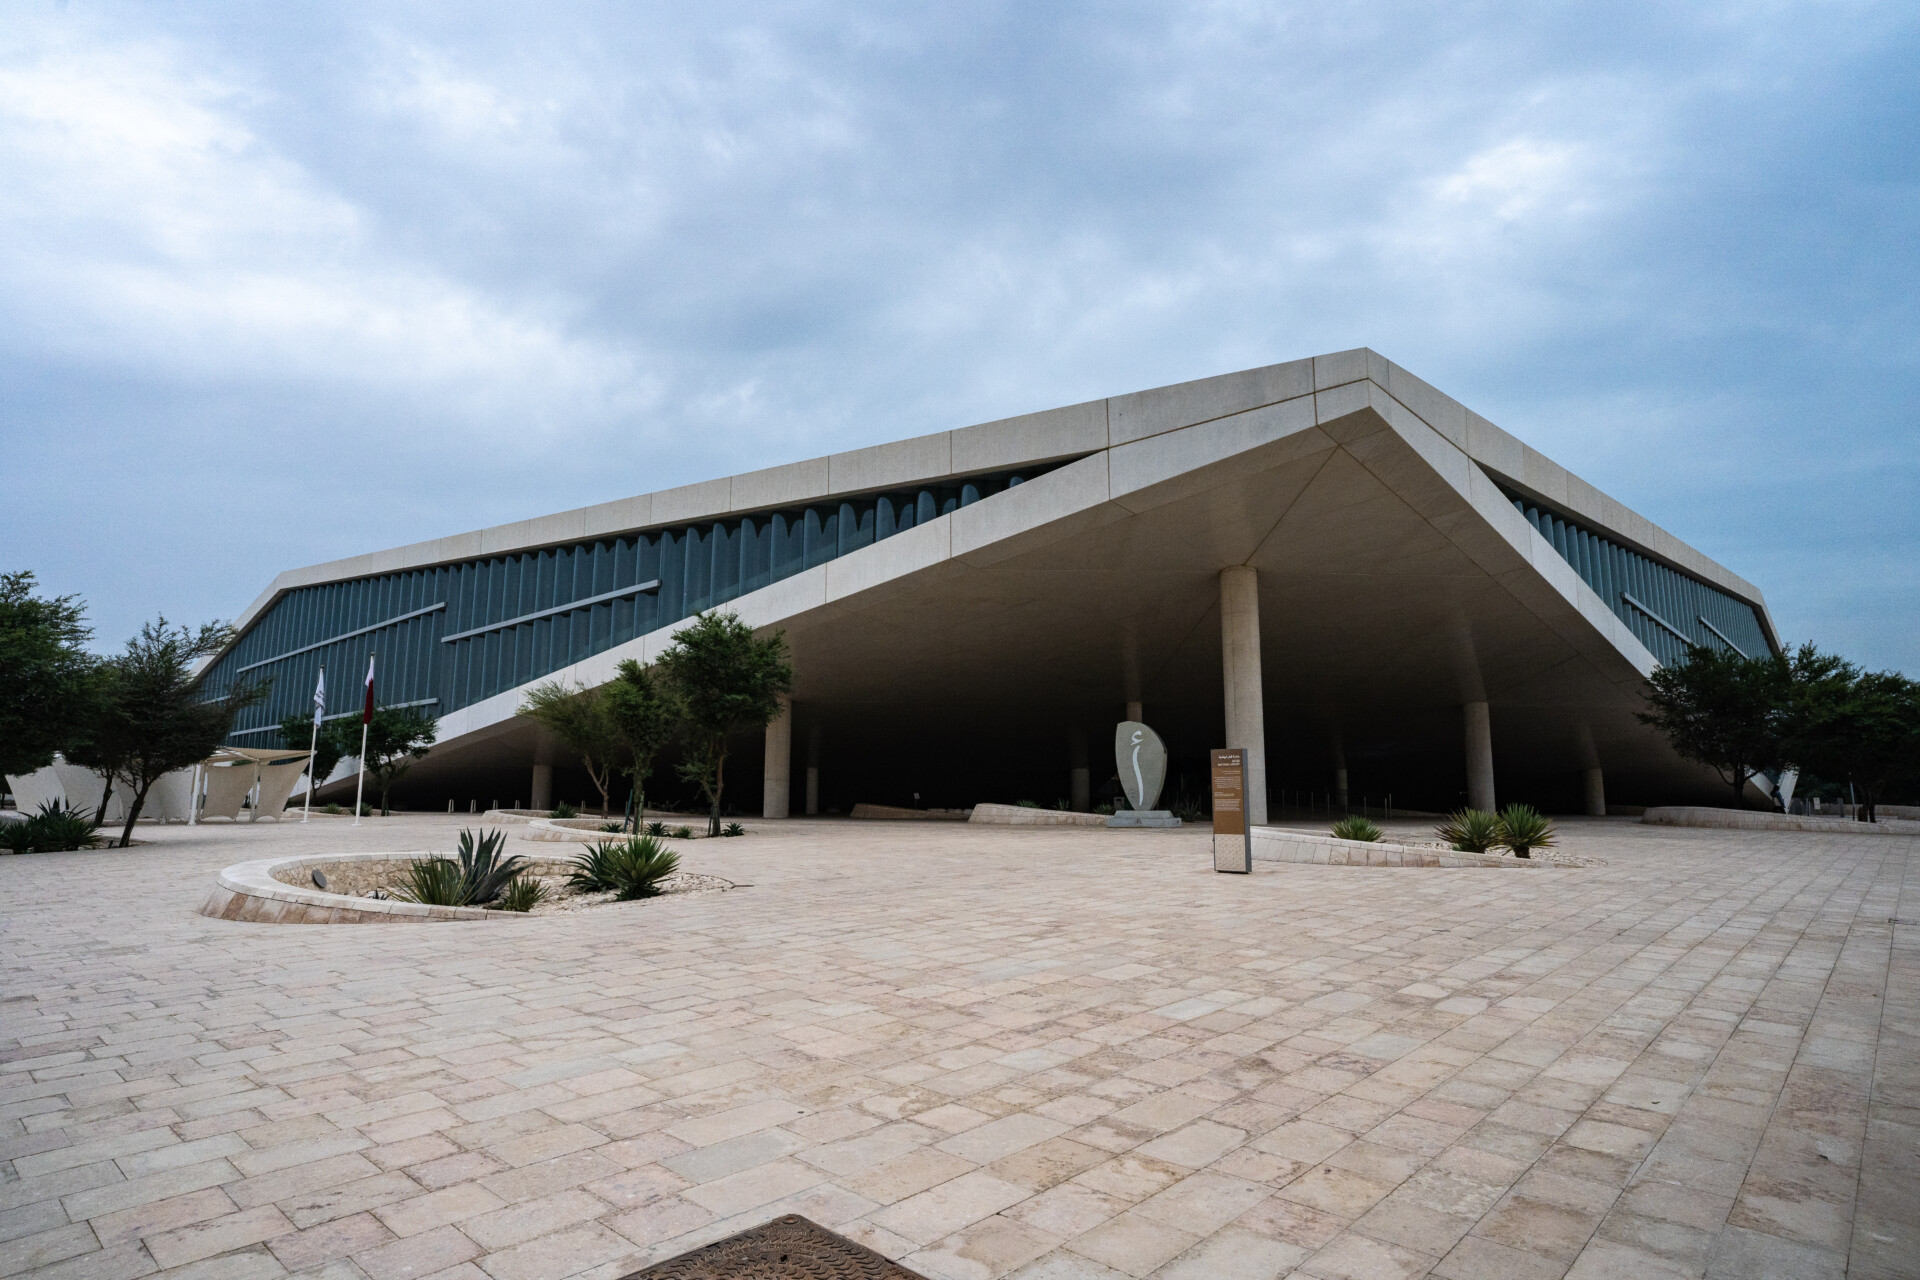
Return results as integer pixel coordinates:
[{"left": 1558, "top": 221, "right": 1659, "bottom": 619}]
[{"left": 362, "top": 653, "right": 376, "bottom": 724}]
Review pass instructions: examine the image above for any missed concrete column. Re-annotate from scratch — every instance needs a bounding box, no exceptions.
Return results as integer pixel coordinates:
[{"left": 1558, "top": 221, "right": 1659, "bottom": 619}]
[
  {"left": 530, "top": 764, "right": 553, "bottom": 812},
  {"left": 1070, "top": 726, "right": 1090, "bottom": 812},
  {"left": 1331, "top": 731, "right": 1348, "bottom": 807},
  {"left": 1219, "top": 566, "right": 1268, "bottom": 826},
  {"left": 805, "top": 725, "right": 821, "bottom": 816},
  {"left": 1583, "top": 766, "right": 1606, "bottom": 817},
  {"left": 1125, "top": 700, "right": 1144, "bottom": 724},
  {"left": 1463, "top": 701, "right": 1495, "bottom": 812},
  {"left": 763, "top": 695, "right": 791, "bottom": 819}
]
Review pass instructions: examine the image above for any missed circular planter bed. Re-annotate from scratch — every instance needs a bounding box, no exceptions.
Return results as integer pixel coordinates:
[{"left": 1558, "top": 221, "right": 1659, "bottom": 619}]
[{"left": 199, "top": 850, "right": 729, "bottom": 924}]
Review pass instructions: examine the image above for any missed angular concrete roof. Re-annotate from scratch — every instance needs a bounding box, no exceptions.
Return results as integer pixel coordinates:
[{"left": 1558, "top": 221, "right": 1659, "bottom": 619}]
[{"left": 232, "top": 347, "right": 1770, "bottom": 637}]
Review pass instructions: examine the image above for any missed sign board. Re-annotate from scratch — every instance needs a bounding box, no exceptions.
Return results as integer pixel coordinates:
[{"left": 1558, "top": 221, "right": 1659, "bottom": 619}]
[{"left": 1211, "top": 747, "right": 1251, "bottom": 873}]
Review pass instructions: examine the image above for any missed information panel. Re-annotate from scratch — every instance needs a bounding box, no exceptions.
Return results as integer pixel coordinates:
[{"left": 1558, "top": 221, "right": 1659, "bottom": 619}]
[{"left": 1211, "top": 747, "right": 1251, "bottom": 873}]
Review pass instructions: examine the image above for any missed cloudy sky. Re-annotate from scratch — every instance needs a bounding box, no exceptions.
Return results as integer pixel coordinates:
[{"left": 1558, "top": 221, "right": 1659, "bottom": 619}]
[{"left": 3, "top": 1, "right": 1915, "bottom": 671}]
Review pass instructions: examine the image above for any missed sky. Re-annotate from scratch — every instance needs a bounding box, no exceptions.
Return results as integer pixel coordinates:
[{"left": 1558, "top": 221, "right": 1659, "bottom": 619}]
[{"left": 3, "top": 1, "right": 1916, "bottom": 672}]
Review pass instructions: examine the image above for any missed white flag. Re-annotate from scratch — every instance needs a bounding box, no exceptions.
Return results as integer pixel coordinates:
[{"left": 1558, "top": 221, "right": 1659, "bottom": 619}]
[{"left": 312, "top": 666, "right": 327, "bottom": 727}]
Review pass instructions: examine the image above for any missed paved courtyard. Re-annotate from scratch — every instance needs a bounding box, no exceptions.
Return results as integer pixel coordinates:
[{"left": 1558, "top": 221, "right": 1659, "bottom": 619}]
[{"left": 1, "top": 814, "right": 1914, "bottom": 1280}]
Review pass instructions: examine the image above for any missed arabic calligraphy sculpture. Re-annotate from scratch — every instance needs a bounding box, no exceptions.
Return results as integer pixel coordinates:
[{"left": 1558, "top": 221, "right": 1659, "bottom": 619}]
[{"left": 1114, "top": 721, "right": 1168, "bottom": 812}]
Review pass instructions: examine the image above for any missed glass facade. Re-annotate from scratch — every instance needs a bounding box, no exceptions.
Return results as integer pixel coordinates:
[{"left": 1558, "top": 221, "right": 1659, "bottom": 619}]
[
  {"left": 201, "top": 464, "right": 1064, "bottom": 744},
  {"left": 1506, "top": 490, "right": 1772, "bottom": 665}
]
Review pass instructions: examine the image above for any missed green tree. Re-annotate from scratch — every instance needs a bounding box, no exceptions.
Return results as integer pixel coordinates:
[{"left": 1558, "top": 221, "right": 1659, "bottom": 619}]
[
  {"left": 1637, "top": 643, "right": 1792, "bottom": 809},
  {"left": 602, "top": 659, "right": 681, "bottom": 829},
  {"left": 0, "top": 571, "right": 99, "bottom": 780},
  {"left": 278, "top": 711, "right": 347, "bottom": 801},
  {"left": 518, "top": 681, "right": 619, "bottom": 816},
  {"left": 72, "top": 619, "right": 264, "bottom": 846},
  {"left": 1783, "top": 647, "right": 1920, "bottom": 823},
  {"left": 656, "top": 611, "right": 793, "bottom": 836},
  {"left": 329, "top": 706, "right": 438, "bottom": 816}
]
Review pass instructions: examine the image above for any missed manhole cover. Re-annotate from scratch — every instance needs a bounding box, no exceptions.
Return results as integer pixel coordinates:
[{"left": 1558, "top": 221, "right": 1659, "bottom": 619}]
[{"left": 622, "top": 1215, "right": 928, "bottom": 1278}]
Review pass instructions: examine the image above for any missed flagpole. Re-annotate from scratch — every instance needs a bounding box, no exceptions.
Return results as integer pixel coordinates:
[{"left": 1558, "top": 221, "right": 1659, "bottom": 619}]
[
  {"left": 303, "top": 718, "right": 318, "bottom": 823},
  {"left": 352, "top": 652, "right": 374, "bottom": 827},
  {"left": 352, "top": 720, "right": 369, "bottom": 826},
  {"left": 302, "top": 664, "right": 324, "bottom": 824}
]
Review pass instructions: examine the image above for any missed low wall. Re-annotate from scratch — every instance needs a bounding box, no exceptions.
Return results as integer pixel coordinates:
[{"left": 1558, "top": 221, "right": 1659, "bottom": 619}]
[
  {"left": 1641, "top": 807, "right": 1920, "bottom": 836},
  {"left": 520, "top": 817, "right": 632, "bottom": 842},
  {"left": 849, "top": 804, "right": 972, "bottom": 821},
  {"left": 969, "top": 803, "right": 1107, "bottom": 827},
  {"left": 201, "top": 851, "right": 544, "bottom": 924},
  {"left": 1250, "top": 827, "right": 1544, "bottom": 869}
]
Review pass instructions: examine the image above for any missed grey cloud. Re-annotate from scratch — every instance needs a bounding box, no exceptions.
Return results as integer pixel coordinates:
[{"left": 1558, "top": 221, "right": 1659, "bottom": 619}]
[{"left": 2, "top": 0, "right": 1914, "bottom": 670}]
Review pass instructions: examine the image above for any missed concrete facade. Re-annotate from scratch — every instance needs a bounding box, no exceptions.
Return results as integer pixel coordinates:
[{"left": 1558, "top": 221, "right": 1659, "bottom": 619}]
[{"left": 199, "top": 349, "right": 1781, "bottom": 816}]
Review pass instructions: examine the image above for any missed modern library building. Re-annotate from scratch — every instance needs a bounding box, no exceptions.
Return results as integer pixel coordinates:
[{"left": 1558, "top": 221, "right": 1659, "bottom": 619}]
[{"left": 193, "top": 349, "right": 1780, "bottom": 820}]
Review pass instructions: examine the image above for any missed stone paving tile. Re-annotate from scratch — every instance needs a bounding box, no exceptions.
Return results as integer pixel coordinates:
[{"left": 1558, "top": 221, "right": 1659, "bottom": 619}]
[{"left": 3, "top": 814, "right": 1916, "bottom": 1279}]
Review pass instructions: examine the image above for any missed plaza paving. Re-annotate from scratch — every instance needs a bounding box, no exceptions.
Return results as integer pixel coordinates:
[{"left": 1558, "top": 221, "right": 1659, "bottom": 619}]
[{"left": 1, "top": 814, "right": 1914, "bottom": 1280}]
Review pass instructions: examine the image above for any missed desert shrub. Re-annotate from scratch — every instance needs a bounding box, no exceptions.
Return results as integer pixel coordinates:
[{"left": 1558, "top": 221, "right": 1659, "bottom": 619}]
[
  {"left": 1093, "top": 802, "right": 1114, "bottom": 816},
  {"left": 722, "top": 822, "right": 744, "bottom": 837},
  {"left": 490, "top": 876, "right": 549, "bottom": 912},
  {"left": 1331, "top": 815, "right": 1382, "bottom": 842},
  {"left": 569, "top": 835, "right": 679, "bottom": 900},
  {"left": 1495, "top": 804, "right": 1557, "bottom": 858},
  {"left": 323, "top": 803, "right": 343, "bottom": 814},
  {"left": 1436, "top": 808, "right": 1501, "bottom": 853},
  {"left": 599, "top": 821, "right": 624, "bottom": 833},
  {"left": 1015, "top": 799, "right": 1039, "bottom": 808},
  {"left": 645, "top": 820, "right": 667, "bottom": 837},
  {"left": 671, "top": 825, "right": 694, "bottom": 839},
  {"left": 550, "top": 801, "right": 578, "bottom": 819}
]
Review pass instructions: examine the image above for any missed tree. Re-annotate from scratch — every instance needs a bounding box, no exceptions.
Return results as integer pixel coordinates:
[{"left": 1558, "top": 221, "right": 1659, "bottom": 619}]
[
  {"left": 71, "top": 619, "right": 263, "bottom": 846},
  {"left": 656, "top": 611, "right": 793, "bottom": 836},
  {"left": 518, "top": 681, "right": 619, "bottom": 816},
  {"left": 331, "top": 707, "right": 438, "bottom": 816},
  {"left": 1637, "top": 643, "right": 1792, "bottom": 809},
  {"left": 279, "top": 711, "right": 346, "bottom": 800},
  {"left": 1784, "top": 647, "right": 1920, "bottom": 823},
  {"left": 602, "top": 660, "right": 681, "bottom": 829},
  {"left": 0, "top": 571, "right": 99, "bottom": 780}
]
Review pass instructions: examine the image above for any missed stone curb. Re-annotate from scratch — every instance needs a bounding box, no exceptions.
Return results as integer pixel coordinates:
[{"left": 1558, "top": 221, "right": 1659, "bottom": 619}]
[
  {"left": 199, "top": 851, "right": 519, "bottom": 924},
  {"left": 1250, "top": 827, "right": 1547, "bottom": 868},
  {"left": 1641, "top": 806, "right": 1920, "bottom": 835},
  {"left": 970, "top": 802, "right": 1108, "bottom": 827}
]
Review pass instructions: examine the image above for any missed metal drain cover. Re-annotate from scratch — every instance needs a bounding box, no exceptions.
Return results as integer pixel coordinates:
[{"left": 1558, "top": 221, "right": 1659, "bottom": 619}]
[{"left": 622, "top": 1215, "right": 928, "bottom": 1278}]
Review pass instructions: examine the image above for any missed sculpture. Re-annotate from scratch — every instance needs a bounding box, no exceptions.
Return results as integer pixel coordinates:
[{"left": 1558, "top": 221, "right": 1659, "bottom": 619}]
[
  {"left": 1110, "top": 721, "right": 1179, "bottom": 827},
  {"left": 1115, "top": 721, "right": 1167, "bottom": 811}
]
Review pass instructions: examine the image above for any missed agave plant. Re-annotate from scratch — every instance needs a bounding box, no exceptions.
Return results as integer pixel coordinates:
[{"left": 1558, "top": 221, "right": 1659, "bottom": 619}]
[
  {"left": 1330, "top": 815, "right": 1382, "bottom": 842},
  {"left": 392, "top": 828, "right": 526, "bottom": 906},
  {"left": 490, "top": 876, "right": 550, "bottom": 912},
  {"left": 393, "top": 857, "right": 469, "bottom": 906},
  {"left": 1436, "top": 808, "right": 1501, "bottom": 853},
  {"left": 550, "top": 801, "right": 579, "bottom": 819},
  {"left": 570, "top": 835, "right": 679, "bottom": 900},
  {"left": 645, "top": 821, "right": 667, "bottom": 837},
  {"left": 721, "top": 822, "right": 745, "bottom": 837},
  {"left": 0, "top": 802, "right": 102, "bottom": 854},
  {"left": 1495, "top": 804, "right": 1558, "bottom": 859},
  {"left": 452, "top": 827, "right": 526, "bottom": 905},
  {"left": 671, "top": 826, "right": 694, "bottom": 840}
]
